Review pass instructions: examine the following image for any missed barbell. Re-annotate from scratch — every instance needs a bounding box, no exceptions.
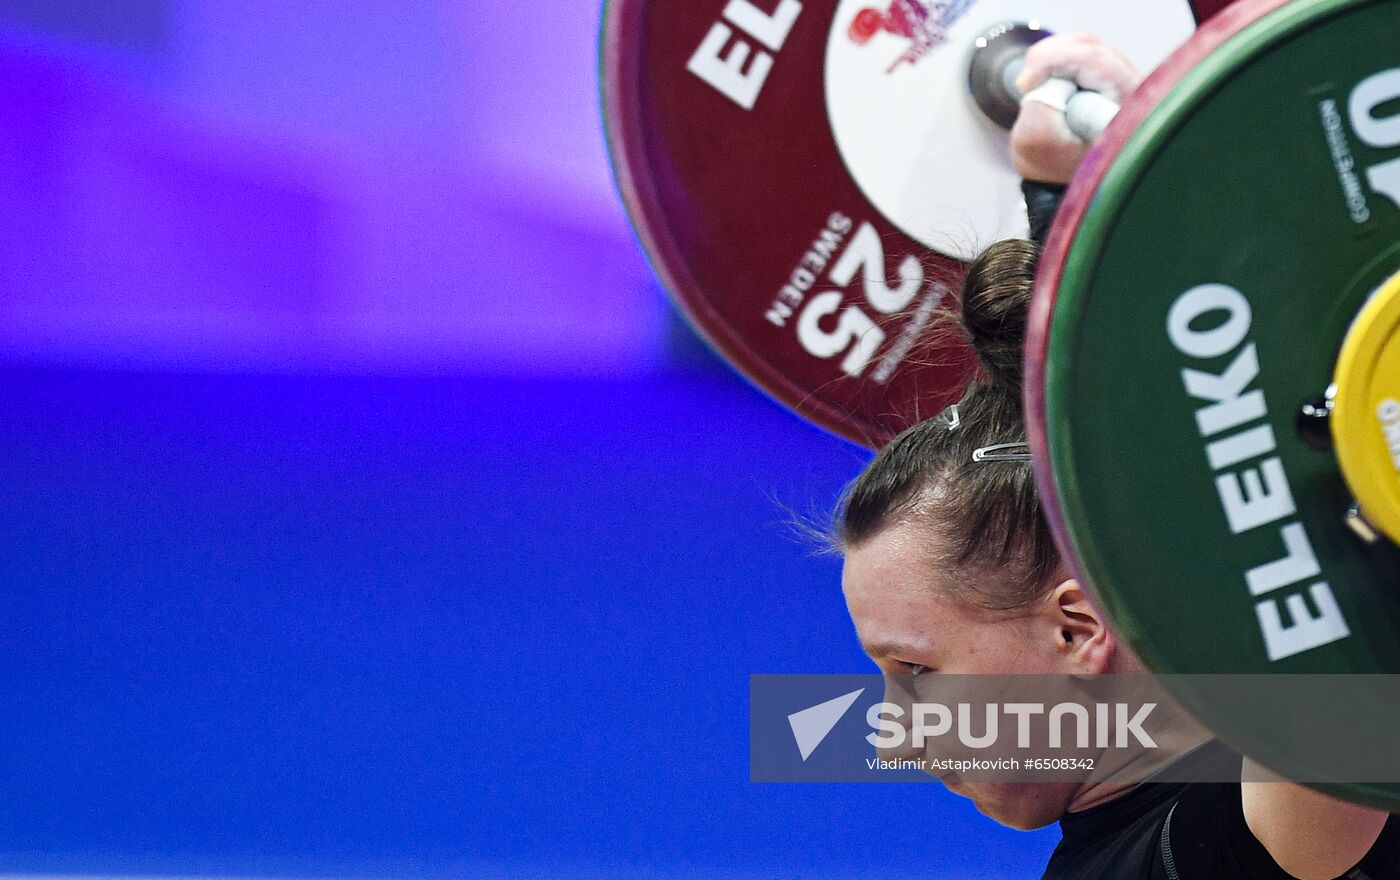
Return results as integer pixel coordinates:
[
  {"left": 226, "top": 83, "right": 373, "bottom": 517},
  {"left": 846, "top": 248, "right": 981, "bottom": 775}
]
[{"left": 603, "top": 0, "right": 1400, "bottom": 808}]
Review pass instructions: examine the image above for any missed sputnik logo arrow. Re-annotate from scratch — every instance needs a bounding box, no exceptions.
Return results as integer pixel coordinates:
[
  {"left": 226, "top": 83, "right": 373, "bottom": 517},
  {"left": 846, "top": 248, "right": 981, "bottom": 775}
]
[{"left": 787, "top": 688, "right": 865, "bottom": 761}]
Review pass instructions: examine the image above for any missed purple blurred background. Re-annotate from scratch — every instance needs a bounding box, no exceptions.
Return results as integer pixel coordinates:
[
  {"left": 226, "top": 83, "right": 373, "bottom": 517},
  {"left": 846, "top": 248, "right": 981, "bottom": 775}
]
[
  {"left": 0, "top": 0, "right": 664, "bottom": 376},
  {"left": 0, "top": 2, "right": 1058, "bottom": 877}
]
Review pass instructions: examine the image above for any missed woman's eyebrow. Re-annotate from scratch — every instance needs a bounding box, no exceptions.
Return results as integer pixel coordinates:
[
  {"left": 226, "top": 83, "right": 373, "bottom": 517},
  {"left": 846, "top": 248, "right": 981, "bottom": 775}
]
[{"left": 863, "top": 640, "right": 920, "bottom": 659}]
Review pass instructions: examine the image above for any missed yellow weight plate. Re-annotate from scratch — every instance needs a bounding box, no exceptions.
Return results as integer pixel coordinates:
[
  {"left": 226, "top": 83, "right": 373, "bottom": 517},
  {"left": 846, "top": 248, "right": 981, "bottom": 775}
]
[{"left": 1333, "top": 272, "right": 1400, "bottom": 545}]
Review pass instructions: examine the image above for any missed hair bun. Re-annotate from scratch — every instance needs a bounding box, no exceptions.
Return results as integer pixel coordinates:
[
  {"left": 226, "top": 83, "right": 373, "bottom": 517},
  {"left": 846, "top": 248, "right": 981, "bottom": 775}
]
[{"left": 959, "top": 238, "right": 1039, "bottom": 396}]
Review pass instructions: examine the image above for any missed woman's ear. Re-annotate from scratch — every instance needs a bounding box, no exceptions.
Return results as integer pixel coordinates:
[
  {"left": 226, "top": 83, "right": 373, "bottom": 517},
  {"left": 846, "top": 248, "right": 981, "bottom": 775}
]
[{"left": 1048, "top": 578, "right": 1115, "bottom": 674}]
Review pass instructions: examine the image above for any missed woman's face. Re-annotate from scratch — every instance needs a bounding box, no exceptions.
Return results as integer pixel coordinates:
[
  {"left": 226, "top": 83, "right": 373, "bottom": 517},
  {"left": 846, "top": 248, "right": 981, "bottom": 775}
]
[
  {"left": 841, "top": 517, "right": 1087, "bottom": 829},
  {"left": 841, "top": 518, "right": 1067, "bottom": 676}
]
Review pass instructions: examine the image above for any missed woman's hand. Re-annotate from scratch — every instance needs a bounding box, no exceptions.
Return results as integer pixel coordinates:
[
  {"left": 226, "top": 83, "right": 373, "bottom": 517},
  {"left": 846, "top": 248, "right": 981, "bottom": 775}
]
[{"left": 1009, "top": 33, "right": 1144, "bottom": 184}]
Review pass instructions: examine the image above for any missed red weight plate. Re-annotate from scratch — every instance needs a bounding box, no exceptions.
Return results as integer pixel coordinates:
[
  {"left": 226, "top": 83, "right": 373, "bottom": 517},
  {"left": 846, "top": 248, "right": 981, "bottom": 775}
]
[
  {"left": 1191, "top": 0, "right": 1240, "bottom": 21},
  {"left": 605, "top": 1, "right": 1197, "bottom": 448}
]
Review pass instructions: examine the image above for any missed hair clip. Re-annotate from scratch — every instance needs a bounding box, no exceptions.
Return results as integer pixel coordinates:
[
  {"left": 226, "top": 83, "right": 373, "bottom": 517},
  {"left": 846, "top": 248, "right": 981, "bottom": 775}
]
[
  {"left": 972, "top": 442, "right": 1033, "bottom": 463},
  {"left": 939, "top": 404, "right": 961, "bottom": 431}
]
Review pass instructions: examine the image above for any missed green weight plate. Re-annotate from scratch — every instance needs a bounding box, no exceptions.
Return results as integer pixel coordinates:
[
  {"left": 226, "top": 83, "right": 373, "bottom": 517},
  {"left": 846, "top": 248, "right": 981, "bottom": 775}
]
[{"left": 1028, "top": 0, "right": 1400, "bottom": 808}]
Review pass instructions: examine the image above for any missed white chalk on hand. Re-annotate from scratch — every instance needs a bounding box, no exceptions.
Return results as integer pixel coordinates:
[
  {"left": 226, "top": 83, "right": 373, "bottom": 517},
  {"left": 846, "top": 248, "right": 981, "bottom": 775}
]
[
  {"left": 1021, "top": 76, "right": 1120, "bottom": 143},
  {"left": 1020, "top": 77, "right": 1079, "bottom": 113}
]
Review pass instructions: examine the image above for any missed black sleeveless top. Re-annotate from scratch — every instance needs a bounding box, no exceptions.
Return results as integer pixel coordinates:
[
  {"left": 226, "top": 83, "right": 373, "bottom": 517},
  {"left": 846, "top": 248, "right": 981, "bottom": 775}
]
[{"left": 1042, "top": 740, "right": 1400, "bottom": 879}]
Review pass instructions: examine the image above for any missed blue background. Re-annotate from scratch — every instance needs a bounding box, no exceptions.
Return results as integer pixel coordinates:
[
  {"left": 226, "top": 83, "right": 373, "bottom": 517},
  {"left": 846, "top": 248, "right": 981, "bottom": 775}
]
[{"left": 0, "top": 2, "right": 1058, "bottom": 876}]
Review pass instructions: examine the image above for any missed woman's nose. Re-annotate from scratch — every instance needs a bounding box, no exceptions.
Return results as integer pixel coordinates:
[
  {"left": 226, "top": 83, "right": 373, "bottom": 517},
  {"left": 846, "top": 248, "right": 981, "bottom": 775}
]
[{"left": 876, "top": 674, "right": 927, "bottom": 763}]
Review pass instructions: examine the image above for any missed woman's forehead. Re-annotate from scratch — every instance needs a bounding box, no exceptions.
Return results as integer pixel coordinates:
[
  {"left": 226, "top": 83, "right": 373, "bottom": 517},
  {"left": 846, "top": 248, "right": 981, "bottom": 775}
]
[
  {"left": 842, "top": 520, "right": 942, "bottom": 594},
  {"left": 843, "top": 525, "right": 957, "bottom": 636}
]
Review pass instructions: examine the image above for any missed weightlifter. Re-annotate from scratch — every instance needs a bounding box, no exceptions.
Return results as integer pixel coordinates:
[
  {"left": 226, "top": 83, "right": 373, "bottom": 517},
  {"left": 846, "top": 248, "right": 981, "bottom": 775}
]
[{"left": 835, "top": 33, "right": 1400, "bottom": 879}]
